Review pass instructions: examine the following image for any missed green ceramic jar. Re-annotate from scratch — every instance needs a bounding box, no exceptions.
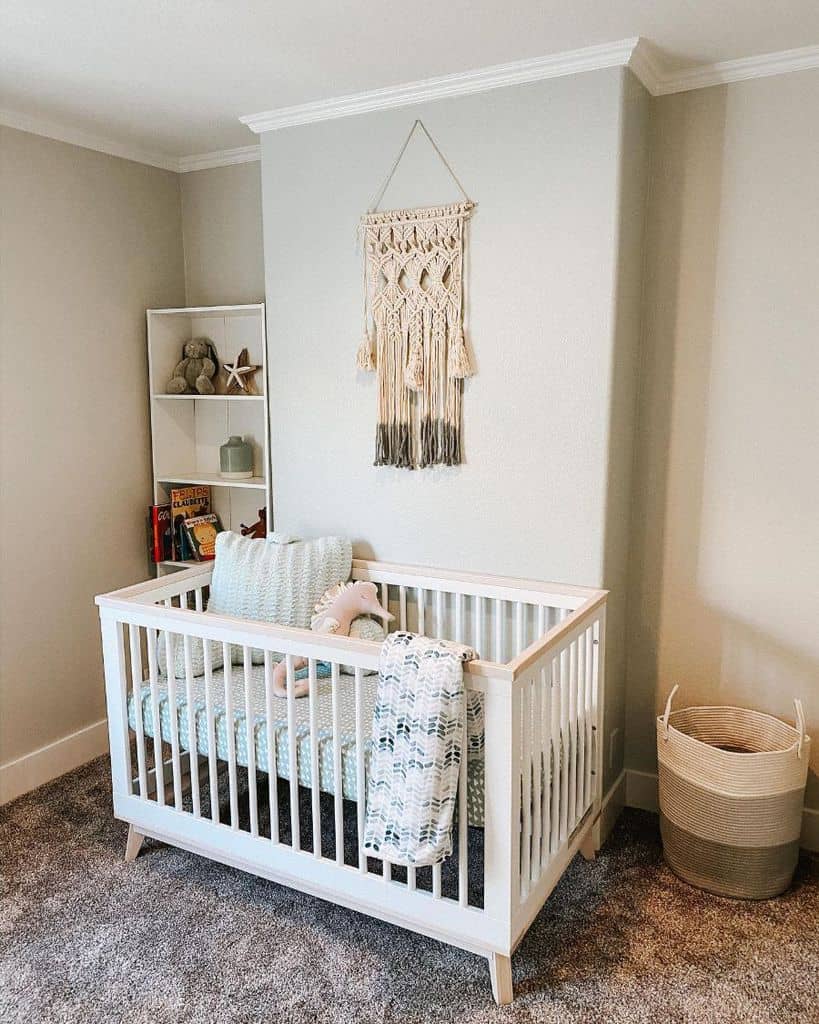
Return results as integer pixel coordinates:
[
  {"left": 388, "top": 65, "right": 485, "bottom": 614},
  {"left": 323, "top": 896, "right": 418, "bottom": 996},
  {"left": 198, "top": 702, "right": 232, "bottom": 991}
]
[{"left": 219, "top": 435, "right": 253, "bottom": 479}]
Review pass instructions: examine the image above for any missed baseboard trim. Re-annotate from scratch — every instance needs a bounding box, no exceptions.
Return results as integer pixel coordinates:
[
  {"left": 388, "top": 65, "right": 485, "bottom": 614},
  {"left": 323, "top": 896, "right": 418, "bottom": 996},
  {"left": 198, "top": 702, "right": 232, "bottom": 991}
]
[
  {"left": 625, "top": 768, "right": 660, "bottom": 813},
  {"left": 624, "top": 769, "right": 818, "bottom": 853},
  {"left": 801, "top": 806, "right": 819, "bottom": 852},
  {"left": 599, "top": 770, "right": 626, "bottom": 845},
  {"left": 0, "top": 719, "right": 109, "bottom": 805}
]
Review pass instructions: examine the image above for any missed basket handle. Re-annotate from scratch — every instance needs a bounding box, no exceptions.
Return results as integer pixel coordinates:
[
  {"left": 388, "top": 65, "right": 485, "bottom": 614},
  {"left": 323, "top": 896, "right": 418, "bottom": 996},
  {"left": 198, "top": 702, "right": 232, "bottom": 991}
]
[
  {"left": 661, "top": 684, "right": 679, "bottom": 741},
  {"left": 794, "top": 699, "right": 806, "bottom": 759}
]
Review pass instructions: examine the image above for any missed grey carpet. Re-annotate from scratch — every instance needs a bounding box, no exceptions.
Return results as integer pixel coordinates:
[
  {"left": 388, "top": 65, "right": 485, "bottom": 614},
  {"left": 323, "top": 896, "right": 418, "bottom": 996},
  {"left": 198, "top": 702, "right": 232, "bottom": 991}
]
[{"left": 1, "top": 756, "right": 817, "bottom": 1024}]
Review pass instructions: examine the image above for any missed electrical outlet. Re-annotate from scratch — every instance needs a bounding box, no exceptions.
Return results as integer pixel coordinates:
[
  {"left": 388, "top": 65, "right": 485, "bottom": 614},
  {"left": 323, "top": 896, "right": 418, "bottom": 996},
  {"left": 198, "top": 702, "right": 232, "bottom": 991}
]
[{"left": 609, "top": 727, "right": 621, "bottom": 774}]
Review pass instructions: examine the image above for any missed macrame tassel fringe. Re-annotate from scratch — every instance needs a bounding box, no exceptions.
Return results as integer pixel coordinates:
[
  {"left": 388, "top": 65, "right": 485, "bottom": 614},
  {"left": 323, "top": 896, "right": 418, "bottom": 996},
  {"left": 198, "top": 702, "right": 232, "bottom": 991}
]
[
  {"left": 404, "top": 339, "right": 424, "bottom": 392},
  {"left": 356, "top": 330, "right": 376, "bottom": 371},
  {"left": 448, "top": 327, "right": 474, "bottom": 379}
]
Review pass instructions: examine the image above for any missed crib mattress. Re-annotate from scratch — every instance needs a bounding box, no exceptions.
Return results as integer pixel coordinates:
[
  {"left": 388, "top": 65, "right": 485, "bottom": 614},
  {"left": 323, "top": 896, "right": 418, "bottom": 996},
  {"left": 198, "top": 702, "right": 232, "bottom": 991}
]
[{"left": 127, "top": 664, "right": 487, "bottom": 826}]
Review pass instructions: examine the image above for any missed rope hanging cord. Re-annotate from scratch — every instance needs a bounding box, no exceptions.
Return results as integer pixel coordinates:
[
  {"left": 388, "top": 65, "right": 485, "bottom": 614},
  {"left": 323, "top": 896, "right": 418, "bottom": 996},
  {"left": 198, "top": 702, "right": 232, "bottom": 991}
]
[
  {"left": 356, "top": 120, "right": 477, "bottom": 469},
  {"left": 366, "top": 119, "right": 472, "bottom": 213}
]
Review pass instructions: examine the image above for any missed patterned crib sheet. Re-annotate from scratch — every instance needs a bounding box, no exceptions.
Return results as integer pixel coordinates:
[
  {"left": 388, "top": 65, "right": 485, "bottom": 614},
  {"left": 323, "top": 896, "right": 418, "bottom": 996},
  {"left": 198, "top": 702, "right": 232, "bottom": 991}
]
[{"left": 127, "top": 664, "right": 488, "bottom": 826}]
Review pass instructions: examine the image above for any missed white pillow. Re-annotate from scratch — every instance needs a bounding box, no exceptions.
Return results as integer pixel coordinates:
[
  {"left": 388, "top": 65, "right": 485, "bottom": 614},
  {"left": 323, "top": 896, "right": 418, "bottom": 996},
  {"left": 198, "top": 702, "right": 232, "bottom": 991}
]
[{"left": 159, "top": 532, "right": 352, "bottom": 677}]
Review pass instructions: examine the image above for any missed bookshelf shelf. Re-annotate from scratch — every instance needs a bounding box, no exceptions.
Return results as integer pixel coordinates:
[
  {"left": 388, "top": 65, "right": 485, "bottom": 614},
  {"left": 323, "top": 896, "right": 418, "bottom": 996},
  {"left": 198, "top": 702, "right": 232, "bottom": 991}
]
[
  {"left": 152, "top": 393, "right": 265, "bottom": 402},
  {"left": 156, "top": 474, "right": 266, "bottom": 490},
  {"left": 147, "top": 304, "right": 270, "bottom": 575}
]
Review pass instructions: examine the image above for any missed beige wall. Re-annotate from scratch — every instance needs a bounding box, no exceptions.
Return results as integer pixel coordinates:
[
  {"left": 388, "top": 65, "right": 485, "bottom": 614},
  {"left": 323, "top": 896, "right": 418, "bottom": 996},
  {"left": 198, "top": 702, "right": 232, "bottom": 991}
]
[
  {"left": 261, "top": 69, "right": 649, "bottom": 790},
  {"left": 180, "top": 161, "right": 264, "bottom": 307},
  {"left": 626, "top": 71, "right": 819, "bottom": 810},
  {"left": 0, "top": 128, "right": 185, "bottom": 791},
  {"left": 603, "top": 70, "right": 650, "bottom": 778}
]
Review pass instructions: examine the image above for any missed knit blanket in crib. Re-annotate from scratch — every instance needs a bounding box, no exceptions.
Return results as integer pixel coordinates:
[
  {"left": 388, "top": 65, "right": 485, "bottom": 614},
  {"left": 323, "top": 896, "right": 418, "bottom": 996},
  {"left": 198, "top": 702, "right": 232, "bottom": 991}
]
[{"left": 363, "top": 631, "right": 477, "bottom": 867}]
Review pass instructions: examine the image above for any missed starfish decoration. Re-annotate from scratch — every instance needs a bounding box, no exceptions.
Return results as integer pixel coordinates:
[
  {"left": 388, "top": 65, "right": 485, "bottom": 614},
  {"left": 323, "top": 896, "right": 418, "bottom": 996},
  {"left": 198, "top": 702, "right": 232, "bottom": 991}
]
[{"left": 223, "top": 348, "right": 261, "bottom": 395}]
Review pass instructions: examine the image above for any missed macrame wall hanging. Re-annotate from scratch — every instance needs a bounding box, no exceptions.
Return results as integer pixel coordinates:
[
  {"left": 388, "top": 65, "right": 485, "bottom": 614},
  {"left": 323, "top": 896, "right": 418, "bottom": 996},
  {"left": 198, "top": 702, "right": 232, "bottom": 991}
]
[{"left": 356, "top": 120, "right": 476, "bottom": 469}]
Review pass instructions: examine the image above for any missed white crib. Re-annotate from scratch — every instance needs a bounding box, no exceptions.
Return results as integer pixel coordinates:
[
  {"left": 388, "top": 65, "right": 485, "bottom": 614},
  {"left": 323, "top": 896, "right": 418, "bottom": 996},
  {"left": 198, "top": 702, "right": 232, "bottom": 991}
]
[{"left": 97, "top": 558, "right": 607, "bottom": 1005}]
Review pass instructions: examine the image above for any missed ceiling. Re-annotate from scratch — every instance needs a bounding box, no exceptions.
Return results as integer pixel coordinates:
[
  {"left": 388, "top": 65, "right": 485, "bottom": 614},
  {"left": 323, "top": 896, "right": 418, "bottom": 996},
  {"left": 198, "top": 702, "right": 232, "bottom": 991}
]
[{"left": 1, "top": 1, "right": 818, "bottom": 161}]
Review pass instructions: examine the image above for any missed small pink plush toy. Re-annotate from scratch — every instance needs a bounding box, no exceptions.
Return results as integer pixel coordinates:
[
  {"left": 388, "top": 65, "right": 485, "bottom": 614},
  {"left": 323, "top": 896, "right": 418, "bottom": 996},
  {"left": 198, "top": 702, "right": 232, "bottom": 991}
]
[{"left": 271, "top": 581, "right": 393, "bottom": 698}]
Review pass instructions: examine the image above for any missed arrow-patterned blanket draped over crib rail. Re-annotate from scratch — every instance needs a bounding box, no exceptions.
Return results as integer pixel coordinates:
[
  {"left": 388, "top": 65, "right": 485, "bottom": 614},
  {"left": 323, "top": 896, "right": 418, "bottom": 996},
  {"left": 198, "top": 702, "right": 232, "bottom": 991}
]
[
  {"left": 356, "top": 201, "right": 476, "bottom": 469},
  {"left": 363, "top": 630, "right": 477, "bottom": 866}
]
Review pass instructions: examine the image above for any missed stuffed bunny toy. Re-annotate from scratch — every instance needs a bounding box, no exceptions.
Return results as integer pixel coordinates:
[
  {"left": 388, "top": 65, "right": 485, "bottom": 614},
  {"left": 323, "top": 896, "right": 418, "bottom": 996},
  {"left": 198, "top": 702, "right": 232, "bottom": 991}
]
[
  {"left": 166, "top": 338, "right": 218, "bottom": 395},
  {"left": 272, "top": 581, "right": 393, "bottom": 698}
]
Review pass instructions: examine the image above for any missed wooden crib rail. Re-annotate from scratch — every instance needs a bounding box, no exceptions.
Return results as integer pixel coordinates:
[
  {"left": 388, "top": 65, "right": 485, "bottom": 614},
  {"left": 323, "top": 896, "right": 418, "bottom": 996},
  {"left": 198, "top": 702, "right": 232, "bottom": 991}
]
[
  {"left": 99, "top": 600, "right": 508, "bottom": 684},
  {"left": 351, "top": 558, "right": 602, "bottom": 610},
  {"left": 96, "top": 564, "right": 214, "bottom": 606},
  {"left": 508, "top": 589, "right": 608, "bottom": 681}
]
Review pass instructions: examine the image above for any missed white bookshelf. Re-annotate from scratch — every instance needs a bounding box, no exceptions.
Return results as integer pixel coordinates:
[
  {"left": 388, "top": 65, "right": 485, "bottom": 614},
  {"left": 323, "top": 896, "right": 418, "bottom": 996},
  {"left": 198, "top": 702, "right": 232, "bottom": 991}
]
[{"left": 147, "top": 304, "right": 270, "bottom": 573}]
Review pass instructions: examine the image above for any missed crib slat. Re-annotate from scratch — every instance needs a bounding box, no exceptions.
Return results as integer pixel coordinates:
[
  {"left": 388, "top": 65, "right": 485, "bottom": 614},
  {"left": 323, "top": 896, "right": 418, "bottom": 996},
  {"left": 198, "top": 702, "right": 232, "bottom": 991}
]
[
  {"left": 162, "top": 624, "right": 184, "bottom": 811},
  {"left": 515, "top": 603, "right": 524, "bottom": 657},
  {"left": 242, "top": 647, "right": 258, "bottom": 837},
  {"left": 203, "top": 638, "right": 219, "bottom": 824},
  {"left": 531, "top": 670, "right": 543, "bottom": 882},
  {"left": 435, "top": 589, "right": 444, "bottom": 639},
  {"left": 474, "top": 595, "right": 483, "bottom": 656},
  {"left": 222, "top": 644, "right": 239, "bottom": 830},
  {"left": 263, "top": 651, "right": 278, "bottom": 842},
  {"left": 354, "top": 667, "right": 366, "bottom": 874},
  {"left": 549, "top": 654, "right": 560, "bottom": 853},
  {"left": 585, "top": 626, "right": 594, "bottom": 810},
  {"left": 568, "top": 641, "right": 577, "bottom": 831},
  {"left": 458, "top": 706, "right": 469, "bottom": 906},
  {"left": 416, "top": 587, "right": 425, "bottom": 635},
  {"left": 455, "top": 593, "right": 464, "bottom": 643},
  {"left": 183, "top": 634, "right": 201, "bottom": 819},
  {"left": 128, "top": 624, "right": 148, "bottom": 799},
  {"left": 285, "top": 655, "right": 300, "bottom": 851},
  {"left": 194, "top": 587, "right": 204, "bottom": 613},
  {"left": 383, "top": 859, "right": 391, "bottom": 883},
  {"left": 331, "top": 662, "right": 344, "bottom": 866},
  {"left": 538, "top": 604, "right": 547, "bottom": 634},
  {"left": 559, "top": 642, "right": 569, "bottom": 842},
  {"left": 573, "top": 643, "right": 577, "bottom": 827},
  {"left": 433, "top": 863, "right": 442, "bottom": 900},
  {"left": 576, "top": 632, "right": 586, "bottom": 820},
  {"left": 539, "top": 663, "right": 551, "bottom": 870},
  {"left": 146, "top": 628, "right": 165, "bottom": 807},
  {"left": 589, "top": 622, "right": 593, "bottom": 806},
  {"left": 380, "top": 583, "right": 389, "bottom": 624},
  {"left": 494, "top": 599, "right": 503, "bottom": 661},
  {"left": 308, "top": 658, "right": 321, "bottom": 859},
  {"left": 114, "top": 623, "right": 134, "bottom": 796},
  {"left": 399, "top": 587, "right": 407, "bottom": 631},
  {"left": 520, "top": 683, "right": 531, "bottom": 899}
]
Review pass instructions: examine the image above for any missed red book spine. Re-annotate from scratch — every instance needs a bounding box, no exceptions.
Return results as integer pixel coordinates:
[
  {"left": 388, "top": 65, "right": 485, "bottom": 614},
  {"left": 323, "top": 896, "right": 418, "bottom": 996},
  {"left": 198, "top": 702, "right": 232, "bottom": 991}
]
[{"left": 149, "top": 505, "right": 172, "bottom": 563}]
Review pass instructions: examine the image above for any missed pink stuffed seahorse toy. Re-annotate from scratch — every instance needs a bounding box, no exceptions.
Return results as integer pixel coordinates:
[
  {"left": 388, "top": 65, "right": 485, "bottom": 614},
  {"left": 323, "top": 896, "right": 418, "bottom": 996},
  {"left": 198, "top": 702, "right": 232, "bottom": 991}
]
[{"left": 271, "top": 581, "right": 393, "bottom": 698}]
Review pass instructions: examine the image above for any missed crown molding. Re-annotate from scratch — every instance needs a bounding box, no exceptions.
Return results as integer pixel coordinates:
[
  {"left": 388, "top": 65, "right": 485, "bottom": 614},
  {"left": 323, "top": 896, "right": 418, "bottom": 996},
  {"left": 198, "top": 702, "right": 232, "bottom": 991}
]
[
  {"left": 240, "top": 37, "right": 819, "bottom": 131},
  {"left": 627, "top": 38, "right": 665, "bottom": 96},
  {"left": 240, "top": 38, "right": 642, "bottom": 133},
  {"left": 177, "top": 144, "right": 260, "bottom": 173},
  {"left": 5, "top": 38, "right": 819, "bottom": 169},
  {"left": 0, "top": 108, "right": 180, "bottom": 172},
  {"left": 0, "top": 108, "right": 261, "bottom": 174},
  {"left": 651, "top": 43, "right": 819, "bottom": 96}
]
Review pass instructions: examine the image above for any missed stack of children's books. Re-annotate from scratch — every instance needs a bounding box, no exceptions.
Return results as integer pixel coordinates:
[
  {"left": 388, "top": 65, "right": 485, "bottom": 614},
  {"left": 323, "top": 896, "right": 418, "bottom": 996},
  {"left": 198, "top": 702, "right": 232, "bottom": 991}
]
[{"left": 148, "top": 486, "right": 223, "bottom": 563}]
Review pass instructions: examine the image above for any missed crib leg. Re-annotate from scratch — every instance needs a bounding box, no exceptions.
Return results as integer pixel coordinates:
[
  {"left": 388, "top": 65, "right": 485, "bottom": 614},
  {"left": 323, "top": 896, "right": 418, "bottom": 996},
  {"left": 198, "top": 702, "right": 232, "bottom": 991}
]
[
  {"left": 488, "top": 953, "right": 513, "bottom": 1005},
  {"left": 124, "top": 825, "right": 145, "bottom": 863},
  {"left": 580, "top": 819, "right": 601, "bottom": 861}
]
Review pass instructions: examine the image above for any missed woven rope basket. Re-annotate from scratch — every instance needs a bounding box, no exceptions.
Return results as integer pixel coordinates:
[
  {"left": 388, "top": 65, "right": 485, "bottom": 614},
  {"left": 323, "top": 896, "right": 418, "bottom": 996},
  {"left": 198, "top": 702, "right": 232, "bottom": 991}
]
[{"left": 657, "top": 687, "right": 810, "bottom": 900}]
